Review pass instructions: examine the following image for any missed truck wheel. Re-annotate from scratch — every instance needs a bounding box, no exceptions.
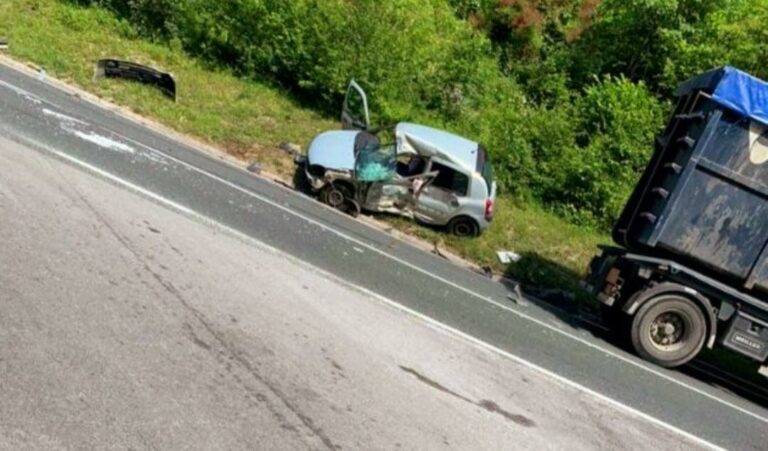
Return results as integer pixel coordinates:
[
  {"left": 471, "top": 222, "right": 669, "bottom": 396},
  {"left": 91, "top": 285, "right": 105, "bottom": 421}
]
[
  {"left": 630, "top": 294, "right": 707, "bottom": 368},
  {"left": 447, "top": 216, "right": 480, "bottom": 237}
]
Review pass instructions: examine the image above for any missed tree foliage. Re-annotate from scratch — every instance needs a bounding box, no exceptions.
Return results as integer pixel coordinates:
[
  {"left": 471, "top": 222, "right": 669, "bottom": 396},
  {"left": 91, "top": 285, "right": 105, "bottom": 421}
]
[{"left": 76, "top": 0, "right": 768, "bottom": 227}]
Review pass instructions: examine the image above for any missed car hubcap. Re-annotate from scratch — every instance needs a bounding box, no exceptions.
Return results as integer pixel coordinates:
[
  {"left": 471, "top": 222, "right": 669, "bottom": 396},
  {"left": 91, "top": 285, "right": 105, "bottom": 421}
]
[
  {"left": 455, "top": 223, "right": 471, "bottom": 236},
  {"left": 327, "top": 189, "right": 345, "bottom": 208},
  {"left": 649, "top": 312, "right": 687, "bottom": 351}
]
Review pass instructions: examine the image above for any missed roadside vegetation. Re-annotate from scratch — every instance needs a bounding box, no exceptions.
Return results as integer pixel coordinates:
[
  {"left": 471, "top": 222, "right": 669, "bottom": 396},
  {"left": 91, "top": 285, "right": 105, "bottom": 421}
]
[
  {"left": 0, "top": 0, "right": 610, "bottom": 292},
  {"left": 1, "top": 0, "right": 766, "bottom": 297}
]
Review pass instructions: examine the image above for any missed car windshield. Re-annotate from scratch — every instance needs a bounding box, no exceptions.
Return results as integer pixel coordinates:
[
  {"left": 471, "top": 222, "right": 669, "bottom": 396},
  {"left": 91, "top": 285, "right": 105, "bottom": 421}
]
[{"left": 355, "top": 143, "right": 397, "bottom": 182}]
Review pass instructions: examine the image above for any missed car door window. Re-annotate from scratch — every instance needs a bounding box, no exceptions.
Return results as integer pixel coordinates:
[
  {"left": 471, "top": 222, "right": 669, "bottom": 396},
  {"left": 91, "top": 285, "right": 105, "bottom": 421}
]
[
  {"left": 342, "top": 80, "right": 370, "bottom": 130},
  {"left": 430, "top": 162, "right": 469, "bottom": 196}
]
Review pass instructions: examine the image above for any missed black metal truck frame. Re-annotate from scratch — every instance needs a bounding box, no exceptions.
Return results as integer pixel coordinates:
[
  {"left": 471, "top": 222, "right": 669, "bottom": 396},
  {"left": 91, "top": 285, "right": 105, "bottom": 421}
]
[
  {"left": 585, "top": 67, "right": 768, "bottom": 376},
  {"left": 587, "top": 246, "right": 768, "bottom": 374}
]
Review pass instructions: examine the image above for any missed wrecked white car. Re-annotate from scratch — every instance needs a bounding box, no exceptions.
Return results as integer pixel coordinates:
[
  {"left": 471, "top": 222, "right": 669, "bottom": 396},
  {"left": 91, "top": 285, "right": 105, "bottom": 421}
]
[{"left": 302, "top": 81, "right": 497, "bottom": 237}]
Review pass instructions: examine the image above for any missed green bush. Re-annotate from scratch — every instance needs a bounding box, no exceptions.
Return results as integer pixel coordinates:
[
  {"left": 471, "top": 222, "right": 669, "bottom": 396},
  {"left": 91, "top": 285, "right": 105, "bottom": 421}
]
[
  {"left": 72, "top": 0, "right": 763, "bottom": 230},
  {"left": 86, "top": 0, "right": 500, "bottom": 121},
  {"left": 565, "top": 76, "right": 666, "bottom": 225},
  {"left": 661, "top": 0, "right": 768, "bottom": 89}
]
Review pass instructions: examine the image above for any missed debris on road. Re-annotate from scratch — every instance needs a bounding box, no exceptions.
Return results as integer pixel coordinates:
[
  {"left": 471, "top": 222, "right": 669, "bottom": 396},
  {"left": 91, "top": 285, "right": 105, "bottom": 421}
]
[
  {"left": 95, "top": 59, "right": 177, "bottom": 100},
  {"left": 272, "top": 179, "right": 295, "bottom": 190},
  {"left": 525, "top": 287, "right": 576, "bottom": 312},
  {"left": 507, "top": 283, "right": 529, "bottom": 306},
  {"left": 432, "top": 242, "right": 448, "bottom": 260},
  {"left": 279, "top": 142, "right": 302, "bottom": 156},
  {"left": 496, "top": 250, "right": 521, "bottom": 264},
  {"left": 247, "top": 160, "right": 262, "bottom": 174},
  {"left": 293, "top": 153, "right": 307, "bottom": 165}
]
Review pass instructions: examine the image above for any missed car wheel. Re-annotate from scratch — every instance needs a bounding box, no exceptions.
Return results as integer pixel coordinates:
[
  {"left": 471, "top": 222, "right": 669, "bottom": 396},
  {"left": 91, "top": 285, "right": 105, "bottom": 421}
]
[
  {"left": 447, "top": 216, "right": 480, "bottom": 237},
  {"left": 630, "top": 294, "right": 707, "bottom": 368},
  {"left": 320, "top": 183, "right": 355, "bottom": 214}
]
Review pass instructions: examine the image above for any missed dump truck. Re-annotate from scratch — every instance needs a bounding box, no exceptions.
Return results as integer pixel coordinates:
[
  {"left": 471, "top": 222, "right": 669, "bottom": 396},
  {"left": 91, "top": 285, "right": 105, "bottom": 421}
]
[{"left": 584, "top": 67, "right": 768, "bottom": 376}]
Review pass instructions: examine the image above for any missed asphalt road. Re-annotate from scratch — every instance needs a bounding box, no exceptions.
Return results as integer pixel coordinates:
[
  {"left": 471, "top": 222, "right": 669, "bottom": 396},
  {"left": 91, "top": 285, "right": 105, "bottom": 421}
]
[
  {"left": 0, "top": 60, "right": 766, "bottom": 449},
  {"left": 3, "top": 136, "right": 711, "bottom": 450}
]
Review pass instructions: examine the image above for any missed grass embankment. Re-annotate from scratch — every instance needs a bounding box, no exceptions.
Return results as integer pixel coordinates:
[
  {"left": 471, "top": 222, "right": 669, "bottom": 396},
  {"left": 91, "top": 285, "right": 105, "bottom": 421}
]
[{"left": 0, "top": 0, "right": 607, "bottom": 292}]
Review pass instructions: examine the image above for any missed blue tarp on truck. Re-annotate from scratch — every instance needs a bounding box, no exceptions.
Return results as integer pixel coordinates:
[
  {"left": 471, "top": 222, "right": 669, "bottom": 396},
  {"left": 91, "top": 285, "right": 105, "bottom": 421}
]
[{"left": 676, "top": 66, "right": 768, "bottom": 127}]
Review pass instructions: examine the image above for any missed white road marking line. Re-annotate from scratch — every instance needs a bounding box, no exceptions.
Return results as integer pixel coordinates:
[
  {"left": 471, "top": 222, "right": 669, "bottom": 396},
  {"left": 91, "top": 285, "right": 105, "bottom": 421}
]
[
  {"left": 42, "top": 108, "right": 88, "bottom": 125},
  {"left": 1, "top": 78, "right": 167, "bottom": 165},
  {"left": 26, "top": 141, "right": 725, "bottom": 451},
  {"left": 70, "top": 129, "right": 136, "bottom": 154},
  {"left": 0, "top": 78, "right": 43, "bottom": 104},
  {"left": 104, "top": 127, "right": 768, "bottom": 426}
]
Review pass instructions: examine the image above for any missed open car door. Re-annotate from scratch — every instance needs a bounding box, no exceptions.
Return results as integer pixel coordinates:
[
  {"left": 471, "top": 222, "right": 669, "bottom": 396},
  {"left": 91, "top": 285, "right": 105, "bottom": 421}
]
[{"left": 342, "top": 80, "right": 371, "bottom": 131}]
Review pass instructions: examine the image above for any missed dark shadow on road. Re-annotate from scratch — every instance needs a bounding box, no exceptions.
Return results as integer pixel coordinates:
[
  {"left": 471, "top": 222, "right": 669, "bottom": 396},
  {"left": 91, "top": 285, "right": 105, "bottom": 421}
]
[{"left": 503, "top": 251, "right": 597, "bottom": 315}]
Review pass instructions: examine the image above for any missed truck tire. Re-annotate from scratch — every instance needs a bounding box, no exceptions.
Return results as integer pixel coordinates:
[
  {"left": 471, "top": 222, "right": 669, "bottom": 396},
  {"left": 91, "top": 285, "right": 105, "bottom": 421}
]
[{"left": 630, "top": 294, "right": 707, "bottom": 368}]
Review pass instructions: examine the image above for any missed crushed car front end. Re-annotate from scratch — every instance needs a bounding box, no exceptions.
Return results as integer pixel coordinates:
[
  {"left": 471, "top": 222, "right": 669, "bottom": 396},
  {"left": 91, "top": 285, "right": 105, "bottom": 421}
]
[{"left": 304, "top": 130, "right": 361, "bottom": 191}]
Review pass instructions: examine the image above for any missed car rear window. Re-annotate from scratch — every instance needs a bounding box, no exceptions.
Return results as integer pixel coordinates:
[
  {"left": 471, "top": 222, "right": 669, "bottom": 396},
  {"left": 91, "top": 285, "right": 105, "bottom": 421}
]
[
  {"left": 431, "top": 162, "right": 469, "bottom": 196},
  {"left": 476, "top": 146, "right": 494, "bottom": 193}
]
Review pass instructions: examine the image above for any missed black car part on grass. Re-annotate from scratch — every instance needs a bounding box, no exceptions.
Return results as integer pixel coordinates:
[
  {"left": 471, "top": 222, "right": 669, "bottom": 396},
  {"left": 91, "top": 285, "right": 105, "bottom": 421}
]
[{"left": 96, "top": 59, "right": 176, "bottom": 100}]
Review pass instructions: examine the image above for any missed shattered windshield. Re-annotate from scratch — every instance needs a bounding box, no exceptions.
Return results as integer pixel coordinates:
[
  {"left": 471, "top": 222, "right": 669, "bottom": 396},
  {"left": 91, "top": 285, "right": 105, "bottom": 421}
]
[{"left": 355, "top": 143, "right": 397, "bottom": 182}]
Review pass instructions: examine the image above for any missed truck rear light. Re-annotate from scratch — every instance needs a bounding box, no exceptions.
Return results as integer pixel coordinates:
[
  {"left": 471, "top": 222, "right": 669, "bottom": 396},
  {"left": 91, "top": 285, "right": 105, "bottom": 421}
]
[{"left": 484, "top": 198, "right": 494, "bottom": 220}]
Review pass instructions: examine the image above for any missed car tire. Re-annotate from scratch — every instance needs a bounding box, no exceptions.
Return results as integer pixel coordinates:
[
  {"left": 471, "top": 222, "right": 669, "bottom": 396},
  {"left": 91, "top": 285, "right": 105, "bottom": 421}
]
[
  {"left": 447, "top": 216, "right": 480, "bottom": 237},
  {"left": 320, "top": 183, "right": 355, "bottom": 214},
  {"left": 630, "top": 294, "right": 707, "bottom": 368}
]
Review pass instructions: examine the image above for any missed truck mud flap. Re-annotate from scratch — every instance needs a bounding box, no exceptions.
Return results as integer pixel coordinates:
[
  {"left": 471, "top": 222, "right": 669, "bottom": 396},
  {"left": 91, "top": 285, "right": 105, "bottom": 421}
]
[{"left": 95, "top": 59, "right": 176, "bottom": 100}]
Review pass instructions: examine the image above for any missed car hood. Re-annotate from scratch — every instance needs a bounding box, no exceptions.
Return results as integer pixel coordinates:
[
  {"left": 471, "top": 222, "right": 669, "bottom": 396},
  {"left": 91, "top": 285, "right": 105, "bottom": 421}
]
[{"left": 306, "top": 130, "right": 359, "bottom": 171}]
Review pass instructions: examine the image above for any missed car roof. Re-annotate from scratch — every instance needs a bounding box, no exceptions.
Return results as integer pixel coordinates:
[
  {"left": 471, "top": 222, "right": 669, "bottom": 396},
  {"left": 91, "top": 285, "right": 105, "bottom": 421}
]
[{"left": 395, "top": 123, "right": 479, "bottom": 172}]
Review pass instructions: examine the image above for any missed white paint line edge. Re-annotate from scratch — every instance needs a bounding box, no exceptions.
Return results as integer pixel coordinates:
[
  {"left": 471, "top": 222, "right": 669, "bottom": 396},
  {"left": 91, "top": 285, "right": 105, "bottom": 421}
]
[
  {"left": 0, "top": 78, "right": 43, "bottom": 104},
  {"left": 42, "top": 108, "right": 88, "bottom": 126},
  {"left": 30, "top": 142, "right": 725, "bottom": 451},
  {"left": 110, "top": 125, "right": 768, "bottom": 427},
  {"left": 2, "top": 69, "right": 764, "bottom": 425}
]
